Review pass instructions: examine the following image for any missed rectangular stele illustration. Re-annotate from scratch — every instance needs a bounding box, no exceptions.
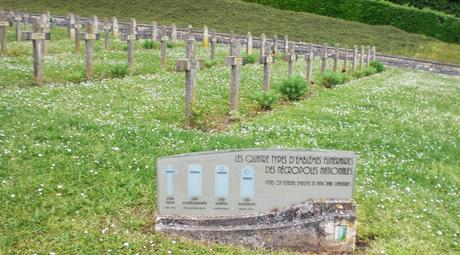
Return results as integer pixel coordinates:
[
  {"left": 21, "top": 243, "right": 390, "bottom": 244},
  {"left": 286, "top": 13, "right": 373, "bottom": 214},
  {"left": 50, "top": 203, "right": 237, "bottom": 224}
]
[
  {"left": 215, "top": 165, "right": 229, "bottom": 197},
  {"left": 187, "top": 164, "right": 202, "bottom": 197}
]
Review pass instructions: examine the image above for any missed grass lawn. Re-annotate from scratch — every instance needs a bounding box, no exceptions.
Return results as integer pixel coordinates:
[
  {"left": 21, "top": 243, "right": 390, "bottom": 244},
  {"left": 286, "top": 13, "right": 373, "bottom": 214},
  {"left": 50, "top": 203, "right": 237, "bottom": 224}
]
[
  {"left": 1, "top": 0, "right": 460, "bottom": 64},
  {"left": 1, "top": 25, "right": 459, "bottom": 254}
]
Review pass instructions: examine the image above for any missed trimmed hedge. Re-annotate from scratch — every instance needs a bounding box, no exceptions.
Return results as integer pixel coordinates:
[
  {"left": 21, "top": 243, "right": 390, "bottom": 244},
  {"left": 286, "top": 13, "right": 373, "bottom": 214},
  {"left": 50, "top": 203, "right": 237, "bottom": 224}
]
[
  {"left": 388, "top": 0, "right": 460, "bottom": 18},
  {"left": 243, "top": 0, "right": 460, "bottom": 43}
]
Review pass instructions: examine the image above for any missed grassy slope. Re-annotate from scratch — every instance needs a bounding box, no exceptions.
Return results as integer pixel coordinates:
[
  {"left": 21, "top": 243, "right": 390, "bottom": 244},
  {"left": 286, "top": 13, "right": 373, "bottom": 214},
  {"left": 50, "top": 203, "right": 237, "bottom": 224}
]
[
  {"left": 1, "top": 0, "right": 460, "bottom": 64},
  {"left": 1, "top": 25, "right": 460, "bottom": 254}
]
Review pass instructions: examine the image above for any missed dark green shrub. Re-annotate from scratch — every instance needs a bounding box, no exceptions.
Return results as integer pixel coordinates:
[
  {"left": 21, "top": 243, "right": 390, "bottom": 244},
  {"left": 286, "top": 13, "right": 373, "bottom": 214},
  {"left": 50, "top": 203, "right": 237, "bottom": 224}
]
[
  {"left": 204, "top": 60, "right": 219, "bottom": 68},
  {"left": 142, "top": 40, "right": 159, "bottom": 49},
  {"left": 320, "top": 71, "right": 344, "bottom": 88},
  {"left": 254, "top": 91, "right": 279, "bottom": 110},
  {"left": 245, "top": 54, "right": 258, "bottom": 64},
  {"left": 167, "top": 42, "right": 175, "bottom": 48},
  {"left": 109, "top": 63, "right": 129, "bottom": 78},
  {"left": 370, "top": 60, "right": 385, "bottom": 73},
  {"left": 279, "top": 75, "right": 308, "bottom": 100},
  {"left": 363, "top": 67, "right": 378, "bottom": 76}
]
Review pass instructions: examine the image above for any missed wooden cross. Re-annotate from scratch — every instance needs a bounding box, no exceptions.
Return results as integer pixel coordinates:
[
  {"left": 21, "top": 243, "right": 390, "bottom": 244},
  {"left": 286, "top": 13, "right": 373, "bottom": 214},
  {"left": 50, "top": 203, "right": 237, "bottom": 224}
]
[
  {"left": 0, "top": 12, "right": 9, "bottom": 56},
  {"left": 284, "top": 43, "right": 296, "bottom": 76},
  {"left": 176, "top": 38, "right": 204, "bottom": 129},
  {"left": 225, "top": 39, "right": 243, "bottom": 113},
  {"left": 150, "top": 21, "right": 158, "bottom": 41},
  {"left": 23, "top": 18, "right": 51, "bottom": 85},
  {"left": 187, "top": 24, "right": 193, "bottom": 39},
  {"left": 160, "top": 26, "right": 168, "bottom": 70},
  {"left": 372, "top": 46, "right": 376, "bottom": 61},
  {"left": 246, "top": 32, "right": 253, "bottom": 55},
  {"left": 260, "top": 43, "right": 273, "bottom": 92},
  {"left": 210, "top": 30, "right": 217, "bottom": 61},
  {"left": 40, "top": 14, "right": 50, "bottom": 55},
  {"left": 74, "top": 16, "right": 82, "bottom": 53},
  {"left": 203, "top": 25, "right": 209, "bottom": 48},
  {"left": 112, "top": 17, "right": 119, "bottom": 39},
  {"left": 343, "top": 45, "right": 349, "bottom": 72},
  {"left": 284, "top": 34, "right": 288, "bottom": 53},
  {"left": 359, "top": 45, "right": 364, "bottom": 70},
  {"left": 80, "top": 21, "right": 99, "bottom": 80},
  {"left": 352, "top": 45, "right": 358, "bottom": 71},
  {"left": 171, "top": 23, "right": 177, "bottom": 44},
  {"left": 23, "top": 14, "right": 30, "bottom": 31},
  {"left": 320, "top": 44, "right": 329, "bottom": 74},
  {"left": 305, "top": 43, "right": 314, "bottom": 84},
  {"left": 260, "top": 33, "right": 266, "bottom": 57},
  {"left": 333, "top": 44, "right": 339, "bottom": 72},
  {"left": 272, "top": 34, "right": 278, "bottom": 55},
  {"left": 13, "top": 14, "right": 21, "bottom": 41},
  {"left": 68, "top": 13, "right": 76, "bottom": 40},
  {"left": 366, "top": 45, "right": 371, "bottom": 67},
  {"left": 103, "top": 20, "right": 111, "bottom": 50},
  {"left": 126, "top": 18, "right": 137, "bottom": 73}
]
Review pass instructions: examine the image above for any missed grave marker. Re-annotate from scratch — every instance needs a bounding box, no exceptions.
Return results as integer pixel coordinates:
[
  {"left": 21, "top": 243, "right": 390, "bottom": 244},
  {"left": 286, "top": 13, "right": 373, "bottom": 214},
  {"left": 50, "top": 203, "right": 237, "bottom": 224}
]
[
  {"left": 74, "top": 16, "right": 82, "bottom": 53},
  {"left": 260, "top": 33, "right": 266, "bottom": 57},
  {"left": 367, "top": 45, "right": 371, "bottom": 67},
  {"left": 210, "top": 30, "right": 217, "bottom": 61},
  {"left": 372, "top": 46, "right": 376, "bottom": 61},
  {"left": 14, "top": 14, "right": 21, "bottom": 41},
  {"left": 103, "top": 20, "right": 110, "bottom": 50},
  {"left": 343, "top": 46, "right": 349, "bottom": 72},
  {"left": 127, "top": 18, "right": 136, "bottom": 73},
  {"left": 23, "top": 18, "right": 51, "bottom": 85},
  {"left": 175, "top": 38, "right": 204, "bottom": 129},
  {"left": 92, "top": 16, "right": 99, "bottom": 35},
  {"left": 260, "top": 43, "right": 273, "bottom": 91},
  {"left": 40, "top": 14, "right": 49, "bottom": 56},
  {"left": 160, "top": 26, "right": 168, "bottom": 70},
  {"left": 352, "top": 45, "right": 357, "bottom": 71},
  {"left": 151, "top": 21, "right": 158, "bottom": 41},
  {"left": 80, "top": 21, "right": 99, "bottom": 80},
  {"left": 272, "top": 34, "right": 278, "bottom": 55},
  {"left": 321, "top": 44, "right": 328, "bottom": 74},
  {"left": 171, "top": 23, "right": 177, "bottom": 44},
  {"left": 23, "top": 14, "right": 30, "bottom": 31},
  {"left": 359, "top": 45, "right": 364, "bottom": 70},
  {"left": 187, "top": 24, "right": 193, "bottom": 39},
  {"left": 284, "top": 34, "right": 288, "bottom": 53},
  {"left": 246, "top": 32, "right": 252, "bottom": 55},
  {"left": 284, "top": 42, "right": 296, "bottom": 76},
  {"left": 0, "top": 12, "right": 9, "bottom": 56},
  {"left": 155, "top": 148, "right": 357, "bottom": 253},
  {"left": 305, "top": 43, "right": 314, "bottom": 84},
  {"left": 68, "top": 13, "right": 75, "bottom": 40},
  {"left": 333, "top": 44, "right": 339, "bottom": 72},
  {"left": 203, "top": 25, "right": 208, "bottom": 48},
  {"left": 225, "top": 38, "right": 243, "bottom": 113},
  {"left": 112, "top": 17, "right": 119, "bottom": 39}
]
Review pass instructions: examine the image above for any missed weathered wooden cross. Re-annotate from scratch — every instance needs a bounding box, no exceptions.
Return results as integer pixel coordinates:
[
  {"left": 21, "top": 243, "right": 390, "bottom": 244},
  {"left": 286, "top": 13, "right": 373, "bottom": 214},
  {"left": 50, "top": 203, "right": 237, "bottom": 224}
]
[
  {"left": 366, "top": 45, "right": 371, "bottom": 67},
  {"left": 343, "top": 46, "right": 349, "bottom": 72},
  {"left": 225, "top": 38, "right": 243, "bottom": 113},
  {"left": 175, "top": 38, "right": 204, "bottom": 129},
  {"left": 160, "top": 26, "right": 168, "bottom": 70},
  {"left": 23, "top": 18, "right": 51, "bottom": 85},
  {"left": 68, "top": 13, "right": 76, "bottom": 40},
  {"left": 260, "top": 33, "right": 266, "bottom": 57},
  {"left": 352, "top": 45, "right": 358, "bottom": 71},
  {"left": 320, "top": 44, "right": 328, "bottom": 74},
  {"left": 210, "top": 30, "right": 217, "bottom": 61},
  {"left": 171, "top": 23, "right": 177, "bottom": 44},
  {"left": 305, "top": 43, "right": 314, "bottom": 84},
  {"left": 246, "top": 32, "right": 253, "bottom": 55},
  {"left": 284, "top": 42, "right": 296, "bottom": 76},
  {"left": 284, "top": 34, "right": 288, "bottom": 53},
  {"left": 203, "top": 25, "right": 209, "bottom": 48},
  {"left": 359, "top": 45, "right": 364, "bottom": 70},
  {"left": 187, "top": 24, "right": 193, "bottom": 39},
  {"left": 74, "top": 16, "right": 82, "bottom": 53},
  {"left": 260, "top": 43, "right": 273, "bottom": 92},
  {"left": 103, "top": 20, "right": 111, "bottom": 50},
  {"left": 80, "top": 21, "right": 100, "bottom": 80},
  {"left": 13, "top": 14, "right": 21, "bottom": 41},
  {"left": 126, "top": 18, "right": 137, "bottom": 72},
  {"left": 112, "top": 17, "right": 119, "bottom": 39},
  {"left": 40, "top": 14, "right": 50, "bottom": 56},
  {"left": 151, "top": 21, "right": 158, "bottom": 41},
  {"left": 272, "top": 34, "right": 278, "bottom": 55},
  {"left": 0, "top": 12, "right": 10, "bottom": 56},
  {"left": 333, "top": 44, "right": 339, "bottom": 72}
]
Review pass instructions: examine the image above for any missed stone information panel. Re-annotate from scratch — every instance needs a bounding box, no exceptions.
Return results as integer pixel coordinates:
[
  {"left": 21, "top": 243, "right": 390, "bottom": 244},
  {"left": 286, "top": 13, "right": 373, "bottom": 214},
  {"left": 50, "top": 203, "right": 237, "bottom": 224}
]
[
  {"left": 156, "top": 149, "right": 357, "bottom": 253},
  {"left": 157, "top": 149, "right": 356, "bottom": 216}
]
